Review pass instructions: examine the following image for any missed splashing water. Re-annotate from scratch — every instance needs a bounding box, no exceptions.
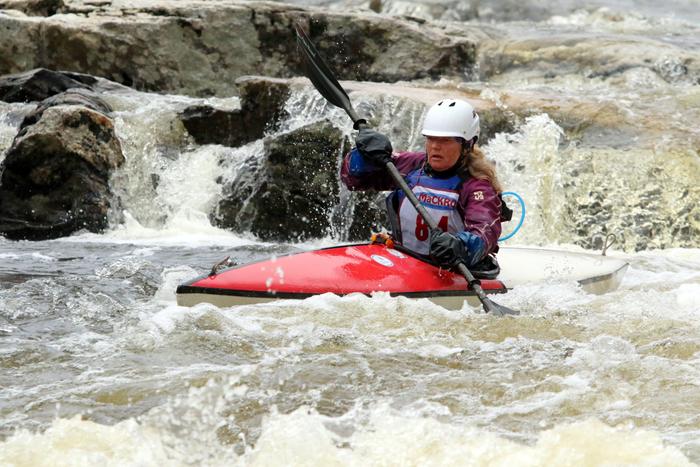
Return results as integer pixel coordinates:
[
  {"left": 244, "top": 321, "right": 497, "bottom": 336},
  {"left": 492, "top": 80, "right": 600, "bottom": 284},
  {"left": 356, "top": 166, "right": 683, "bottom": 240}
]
[{"left": 1, "top": 1, "right": 700, "bottom": 465}]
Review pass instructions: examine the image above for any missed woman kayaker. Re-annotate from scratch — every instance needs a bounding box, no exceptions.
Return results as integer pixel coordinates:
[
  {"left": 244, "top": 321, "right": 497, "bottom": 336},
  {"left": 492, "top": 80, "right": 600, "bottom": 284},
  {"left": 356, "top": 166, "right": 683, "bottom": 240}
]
[{"left": 341, "top": 98, "right": 505, "bottom": 275}]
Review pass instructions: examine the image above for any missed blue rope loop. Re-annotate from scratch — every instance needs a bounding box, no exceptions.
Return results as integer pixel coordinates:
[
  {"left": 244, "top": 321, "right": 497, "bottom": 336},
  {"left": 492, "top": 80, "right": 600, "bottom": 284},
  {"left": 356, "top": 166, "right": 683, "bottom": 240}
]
[{"left": 498, "top": 191, "right": 526, "bottom": 242}]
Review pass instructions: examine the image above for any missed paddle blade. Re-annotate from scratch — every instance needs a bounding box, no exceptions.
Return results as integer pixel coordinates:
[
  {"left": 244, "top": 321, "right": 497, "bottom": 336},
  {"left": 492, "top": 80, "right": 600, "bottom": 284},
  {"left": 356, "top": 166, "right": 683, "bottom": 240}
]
[
  {"left": 482, "top": 297, "right": 520, "bottom": 316},
  {"left": 455, "top": 263, "right": 520, "bottom": 316},
  {"left": 294, "top": 23, "right": 360, "bottom": 123}
]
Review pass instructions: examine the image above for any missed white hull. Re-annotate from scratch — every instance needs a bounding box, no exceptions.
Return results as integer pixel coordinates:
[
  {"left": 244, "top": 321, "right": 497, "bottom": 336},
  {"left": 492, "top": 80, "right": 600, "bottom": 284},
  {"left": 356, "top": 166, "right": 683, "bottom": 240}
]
[
  {"left": 176, "top": 292, "right": 489, "bottom": 309},
  {"left": 497, "top": 246, "right": 628, "bottom": 294}
]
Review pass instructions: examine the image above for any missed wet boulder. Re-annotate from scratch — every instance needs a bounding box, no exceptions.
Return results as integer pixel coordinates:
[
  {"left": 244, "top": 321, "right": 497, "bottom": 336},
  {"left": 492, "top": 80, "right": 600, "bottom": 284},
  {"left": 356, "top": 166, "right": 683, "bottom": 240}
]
[
  {"left": 0, "top": 68, "right": 128, "bottom": 103},
  {"left": 0, "top": 89, "right": 124, "bottom": 240},
  {"left": 0, "top": 68, "right": 94, "bottom": 103},
  {"left": 180, "top": 76, "right": 291, "bottom": 147},
  {"left": 214, "top": 120, "right": 347, "bottom": 241},
  {"left": 335, "top": 189, "right": 387, "bottom": 241},
  {"left": 0, "top": 0, "right": 64, "bottom": 16},
  {"left": 214, "top": 120, "right": 384, "bottom": 241}
]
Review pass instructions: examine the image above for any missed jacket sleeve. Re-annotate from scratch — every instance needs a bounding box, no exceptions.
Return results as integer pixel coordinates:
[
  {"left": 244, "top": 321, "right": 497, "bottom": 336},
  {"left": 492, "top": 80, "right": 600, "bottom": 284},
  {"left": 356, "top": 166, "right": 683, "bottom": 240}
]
[
  {"left": 340, "top": 149, "right": 426, "bottom": 191},
  {"left": 455, "top": 179, "right": 502, "bottom": 266}
]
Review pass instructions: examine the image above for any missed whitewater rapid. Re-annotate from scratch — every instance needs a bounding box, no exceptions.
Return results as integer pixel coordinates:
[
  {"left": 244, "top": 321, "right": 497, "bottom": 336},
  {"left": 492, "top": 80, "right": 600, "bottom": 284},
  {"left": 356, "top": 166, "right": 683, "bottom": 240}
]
[
  {"left": 0, "top": 237, "right": 699, "bottom": 465},
  {"left": 1, "top": 2, "right": 700, "bottom": 466}
]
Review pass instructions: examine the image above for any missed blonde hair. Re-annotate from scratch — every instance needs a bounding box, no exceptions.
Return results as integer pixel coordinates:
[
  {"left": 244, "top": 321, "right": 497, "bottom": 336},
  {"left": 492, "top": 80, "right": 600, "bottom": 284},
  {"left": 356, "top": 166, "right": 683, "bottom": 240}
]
[{"left": 460, "top": 144, "right": 503, "bottom": 193}]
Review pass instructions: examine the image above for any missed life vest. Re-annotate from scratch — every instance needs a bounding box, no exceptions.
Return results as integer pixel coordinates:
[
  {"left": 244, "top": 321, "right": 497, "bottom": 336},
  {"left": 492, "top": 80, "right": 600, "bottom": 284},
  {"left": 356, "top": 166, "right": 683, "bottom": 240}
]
[{"left": 389, "top": 167, "right": 465, "bottom": 255}]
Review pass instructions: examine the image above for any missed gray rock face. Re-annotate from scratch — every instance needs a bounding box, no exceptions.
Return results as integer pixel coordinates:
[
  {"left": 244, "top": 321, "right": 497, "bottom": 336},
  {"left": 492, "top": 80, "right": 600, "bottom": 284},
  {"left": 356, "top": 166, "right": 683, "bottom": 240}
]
[
  {"left": 180, "top": 76, "right": 291, "bottom": 147},
  {"left": 478, "top": 34, "right": 699, "bottom": 85},
  {"left": 0, "top": 1, "right": 481, "bottom": 96},
  {"left": 214, "top": 120, "right": 385, "bottom": 241},
  {"left": 0, "top": 89, "right": 124, "bottom": 240},
  {"left": 0, "top": 0, "right": 697, "bottom": 98}
]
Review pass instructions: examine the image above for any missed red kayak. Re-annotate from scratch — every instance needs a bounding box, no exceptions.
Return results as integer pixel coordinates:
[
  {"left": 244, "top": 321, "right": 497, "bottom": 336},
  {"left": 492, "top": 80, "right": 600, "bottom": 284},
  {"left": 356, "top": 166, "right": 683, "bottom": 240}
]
[{"left": 176, "top": 243, "right": 506, "bottom": 309}]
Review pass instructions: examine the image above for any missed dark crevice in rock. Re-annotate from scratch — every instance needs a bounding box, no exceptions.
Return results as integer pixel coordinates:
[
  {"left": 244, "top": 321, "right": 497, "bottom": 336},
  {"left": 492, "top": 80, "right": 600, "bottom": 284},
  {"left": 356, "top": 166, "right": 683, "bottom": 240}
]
[
  {"left": 0, "top": 0, "right": 64, "bottom": 17},
  {"left": 180, "top": 76, "right": 291, "bottom": 148}
]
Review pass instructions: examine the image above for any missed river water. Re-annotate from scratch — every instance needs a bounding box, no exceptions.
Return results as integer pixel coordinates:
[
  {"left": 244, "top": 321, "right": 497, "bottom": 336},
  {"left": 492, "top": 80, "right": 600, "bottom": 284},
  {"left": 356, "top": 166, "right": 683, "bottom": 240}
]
[{"left": 1, "top": 1, "right": 700, "bottom": 465}]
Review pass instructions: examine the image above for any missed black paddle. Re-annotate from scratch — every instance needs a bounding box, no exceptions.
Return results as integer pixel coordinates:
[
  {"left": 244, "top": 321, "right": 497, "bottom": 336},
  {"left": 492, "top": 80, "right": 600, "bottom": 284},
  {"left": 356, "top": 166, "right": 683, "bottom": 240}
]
[{"left": 294, "top": 24, "right": 519, "bottom": 317}]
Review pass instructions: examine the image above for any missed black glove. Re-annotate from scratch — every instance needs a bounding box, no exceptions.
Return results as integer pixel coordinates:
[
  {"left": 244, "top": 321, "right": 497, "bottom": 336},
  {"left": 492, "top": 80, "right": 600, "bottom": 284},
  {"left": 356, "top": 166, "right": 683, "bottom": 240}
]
[
  {"left": 429, "top": 229, "right": 466, "bottom": 268},
  {"left": 356, "top": 128, "right": 393, "bottom": 166}
]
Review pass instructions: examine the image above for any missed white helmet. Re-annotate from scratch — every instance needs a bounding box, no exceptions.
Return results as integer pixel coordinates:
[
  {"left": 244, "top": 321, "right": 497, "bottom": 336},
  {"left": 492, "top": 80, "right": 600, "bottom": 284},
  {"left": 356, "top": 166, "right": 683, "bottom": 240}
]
[{"left": 421, "top": 99, "right": 480, "bottom": 141}]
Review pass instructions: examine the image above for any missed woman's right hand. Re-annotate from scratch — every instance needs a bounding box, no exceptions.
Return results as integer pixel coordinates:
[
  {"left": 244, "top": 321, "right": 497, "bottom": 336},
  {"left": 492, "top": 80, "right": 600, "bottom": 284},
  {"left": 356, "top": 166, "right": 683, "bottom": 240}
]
[{"left": 356, "top": 129, "right": 393, "bottom": 166}]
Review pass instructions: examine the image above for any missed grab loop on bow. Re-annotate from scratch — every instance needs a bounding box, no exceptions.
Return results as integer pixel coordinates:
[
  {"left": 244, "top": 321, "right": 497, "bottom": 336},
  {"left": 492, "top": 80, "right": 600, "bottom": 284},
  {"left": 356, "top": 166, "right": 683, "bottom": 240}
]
[
  {"left": 601, "top": 233, "right": 617, "bottom": 256},
  {"left": 210, "top": 256, "right": 236, "bottom": 276}
]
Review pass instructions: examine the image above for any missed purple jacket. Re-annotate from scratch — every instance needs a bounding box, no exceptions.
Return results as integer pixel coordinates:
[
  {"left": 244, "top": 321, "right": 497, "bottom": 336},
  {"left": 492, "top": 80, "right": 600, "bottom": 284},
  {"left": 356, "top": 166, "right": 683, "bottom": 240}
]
[{"left": 341, "top": 150, "right": 502, "bottom": 264}]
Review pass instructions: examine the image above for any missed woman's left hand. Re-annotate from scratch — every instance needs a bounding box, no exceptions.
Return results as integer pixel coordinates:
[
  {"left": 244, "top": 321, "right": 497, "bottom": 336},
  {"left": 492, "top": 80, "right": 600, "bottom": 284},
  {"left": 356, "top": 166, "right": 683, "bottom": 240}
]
[{"left": 429, "top": 229, "right": 466, "bottom": 268}]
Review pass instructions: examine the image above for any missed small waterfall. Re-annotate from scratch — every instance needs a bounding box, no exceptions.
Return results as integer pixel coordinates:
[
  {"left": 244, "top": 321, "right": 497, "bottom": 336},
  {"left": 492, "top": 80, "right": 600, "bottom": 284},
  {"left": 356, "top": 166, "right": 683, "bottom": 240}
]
[
  {"left": 486, "top": 114, "right": 567, "bottom": 245},
  {"left": 0, "top": 101, "right": 34, "bottom": 165},
  {"left": 106, "top": 91, "right": 251, "bottom": 236},
  {"left": 487, "top": 113, "right": 700, "bottom": 250},
  {"left": 99, "top": 82, "right": 699, "bottom": 250}
]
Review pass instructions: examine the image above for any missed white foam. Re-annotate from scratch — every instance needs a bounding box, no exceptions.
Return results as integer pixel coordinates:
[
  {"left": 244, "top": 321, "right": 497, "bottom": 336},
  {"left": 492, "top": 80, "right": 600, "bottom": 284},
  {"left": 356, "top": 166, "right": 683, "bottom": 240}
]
[
  {"left": 0, "top": 252, "right": 56, "bottom": 262},
  {"left": 59, "top": 211, "right": 261, "bottom": 248},
  {"left": 0, "top": 101, "right": 34, "bottom": 164},
  {"left": 0, "top": 417, "right": 176, "bottom": 467},
  {"left": 566, "top": 335, "right": 638, "bottom": 369},
  {"left": 2, "top": 404, "right": 690, "bottom": 467},
  {"left": 153, "top": 266, "right": 201, "bottom": 303},
  {"left": 105, "top": 89, "right": 254, "bottom": 241},
  {"left": 146, "top": 304, "right": 197, "bottom": 336},
  {"left": 549, "top": 7, "right": 653, "bottom": 31},
  {"left": 415, "top": 344, "right": 465, "bottom": 359},
  {"left": 484, "top": 114, "right": 566, "bottom": 246},
  {"left": 676, "top": 284, "right": 700, "bottom": 311},
  {"left": 243, "top": 406, "right": 692, "bottom": 466},
  {"left": 548, "top": 7, "right": 698, "bottom": 35}
]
